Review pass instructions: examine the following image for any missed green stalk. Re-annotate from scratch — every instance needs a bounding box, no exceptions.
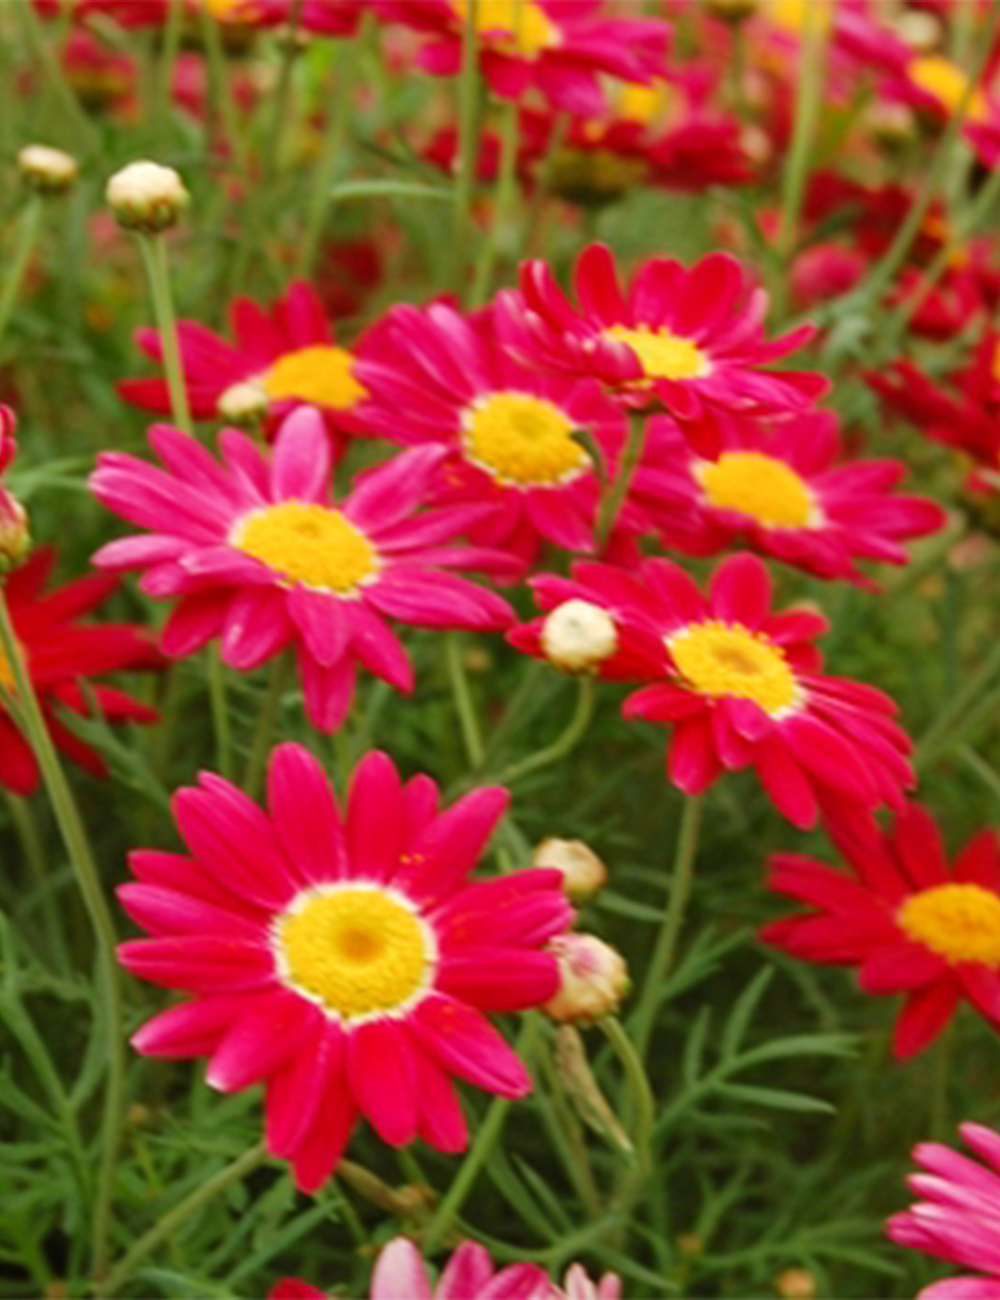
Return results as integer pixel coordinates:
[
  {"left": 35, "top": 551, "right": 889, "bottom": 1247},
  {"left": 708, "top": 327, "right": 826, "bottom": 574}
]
[
  {"left": 13, "top": 0, "right": 101, "bottom": 157},
  {"left": 242, "top": 654, "right": 290, "bottom": 800},
  {"left": 0, "top": 196, "right": 44, "bottom": 356},
  {"left": 297, "top": 33, "right": 359, "bottom": 277},
  {"left": 446, "top": 632, "right": 485, "bottom": 769},
  {"left": 155, "top": 0, "right": 184, "bottom": 151},
  {"left": 0, "top": 587, "right": 125, "bottom": 1282},
  {"left": 775, "top": 2, "right": 828, "bottom": 270},
  {"left": 453, "top": 0, "right": 482, "bottom": 298},
  {"left": 136, "top": 232, "right": 193, "bottom": 435},
  {"left": 596, "top": 409, "right": 646, "bottom": 551},
  {"left": 630, "top": 795, "right": 704, "bottom": 1063},
  {"left": 262, "top": 0, "right": 304, "bottom": 188},
  {"left": 471, "top": 94, "right": 521, "bottom": 308},
  {"left": 601, "top": 1015, "right": 654, "bottom": 1198},
  {"left": 915, "top": 640, "right": 1000, "bottom": 770},
  {"left": 491, "top": 677, "right": 594, "bottom": 787},
  {"left": 207, "top": 644, "right": 234, "bottom": 781},
  {"left": 5, "top": 791, "right": 70, "bottom": 972},
  {"left": 103, "top": 1141, "right": 269, "bottom": 1296}
]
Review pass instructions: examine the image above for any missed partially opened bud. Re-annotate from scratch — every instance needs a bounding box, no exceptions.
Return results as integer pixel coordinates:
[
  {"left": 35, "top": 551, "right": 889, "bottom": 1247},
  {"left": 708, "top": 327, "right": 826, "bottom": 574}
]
[
  {"left": 541, "top": 599, "right": 617, "bottom": 673},
  {"left": 217, "top": 380, "right": 269, "bottom": 425},
  {"left": 0, "top": 408, "right": 30, "bottom": 571},
  {"left": 533, "top": 838, "right": 608, "bottom": 901},
  {"left": 18, "top": 145, "right": 78, "bottom": 195},
  {"left": 544, "top": 934, "right": 629, "bottom": 1024},
  {"left": 775, "top": 1269, "right": 817, "bottom": 1300},
  {"left": 106, "top": 161, "right": 189, "bottom": 234}
]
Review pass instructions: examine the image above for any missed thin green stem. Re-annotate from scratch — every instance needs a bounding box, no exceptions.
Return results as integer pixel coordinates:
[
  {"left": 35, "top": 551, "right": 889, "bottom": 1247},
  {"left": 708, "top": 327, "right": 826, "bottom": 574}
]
[
  {"left": 775, "top": 2, "right": 828, "bottom": 269},
  {"left": 103, "top": 1141, "right": 269, "bottom": 1296},
  {"left": 207, "top": 645, "right": 234, "bottom": 780},
  {"left": 154, "top": 0, "right": 184, "bottom": 150},
  {"left": 453, "top": 0, "right": 482, "bottom": 298},
  {"left": 0, "top": 587, "right": 125, "bottom": 1283},
  {"left": 535, "top": 1036, "right": 602, "bottom": 1218},
  {"left": 446, "top": 633, "right": 485, "bottom": 769},
  {"left": 630, "top": 795, "right": 704, "bottom": 1063},
  {"left": 262, "top": 1, "right": 303, "bottom": 188},
  {"left": 601, "top": 1015, "right": 654, "bottom": 1198},
  {"left": 298, "top": 35, "right": 358, "bottom": 277},
  {"left": 5, "top": 791, "right": 70, "bottom": 971},
  {"left": 930, "top": 1020, "right": 954, "bottom": 1141},
  {"left": 242, "top": 654, "right": 290, "bottom": 800},
  {"left": 915, "top": 639, "right": 1000, "bottom": 770},
  {"left": 136, "top": 233, "right": 193, "bottom": 435},
  {"left": 596, "top": 409, "right": 646, "bottom": 552},
  {"left": 491, "top": 677, "right": 594, "bottom": 787},
  {"left": 0, "top": 196, "right": 44, "bottom": 356},
  {"left": 471, "top": 94, "right": 521, "bottom": 308},
  {"left": 13, "top": 0, "right": 101, "bottom": 157}
]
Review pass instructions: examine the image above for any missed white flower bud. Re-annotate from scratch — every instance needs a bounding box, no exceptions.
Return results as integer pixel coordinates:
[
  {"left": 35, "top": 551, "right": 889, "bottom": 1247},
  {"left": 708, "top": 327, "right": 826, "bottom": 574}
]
[
  {"left": 541, "top": 599, "right": 617, "bottom": 673},
  {"left": 217, "top": 380, "right": 269, "bottom": 425},
  {"left": 533, "top": 838, "right": 608, "bottom": 902},
  {"left": 106, "top": 161, "right": 189, "bottom": 234},
  {"left": 544, "top": 934, "right": 629, "bottom": 1024},
  {"left": 18, "top": 145, "right": 78, "bottom": 195}
]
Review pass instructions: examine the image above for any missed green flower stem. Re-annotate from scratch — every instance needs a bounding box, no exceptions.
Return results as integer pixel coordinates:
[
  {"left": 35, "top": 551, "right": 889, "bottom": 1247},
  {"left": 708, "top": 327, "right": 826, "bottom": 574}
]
[
  {"left": 491, "top": 677, "right": 595, "bottom": 788},
  {"left": 13, "top": 0, "right": 101, "bottom": 157},
  {"left": 207, "top": 644, "right": 234, "bottom": 781},
  {"left": 423, "top": 1016, "right": 539, "bottom": 1254},
  {"left": 630, "top": 794, "right": 704, "bottom": 1064},
  {"left": 471, "top": 94, "right": 521, "bottom": 308},
  {"left": 298, "top": 30, "right": 360, "bottom": 278},
  {"left": 775, "top": 2, "right": 828, "bottom": 269},
  {"left": 5, "top": 791, "right": 70, "bottom": 972},
  {"left": 262, "top": 0, "right": 303, "bottom": 188},
  {"left": 453, "top": 0, "right": 482, "bottom": 298},
  {"left": 915, "top": 640, "right": 1000, "bottom": 771},
  {"left": 0, "top": 195, "right": 44, "bottom": 357},
  {"left": 601, "top": 1015, "right": 654, "bottom": 1199},
  {"left": 136, "top": 232, "right": 193, "bottom": 435},
  {"left": 596, "top": 409, "right": 646, "bottom": 551},
  {"left": 154, "top": 0, "right": 184, "bottom": 149},
  {"left": 0, "top": 587, "right": 125, "bottom": 1283},
  {"left": 446, "top": 632, "right": 486, "bottom": 770},
  {"left": 535, "top": 1036, "right": 602, "bottom": 1218},
  {"left": 198, "top": 5, "right": 242, "bottom": 166},
  {"left": 103, "top": 1141, "right": 269, "bottom": 1296},
  {"left": 242, "top": 653, "right": 291, "bottom": 801}
]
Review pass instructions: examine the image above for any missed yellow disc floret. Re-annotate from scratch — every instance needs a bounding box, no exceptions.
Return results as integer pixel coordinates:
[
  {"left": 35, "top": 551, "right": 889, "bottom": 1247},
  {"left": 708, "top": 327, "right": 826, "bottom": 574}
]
[
  {"left": 899, "top": 883, "right": 1000, "bottom": 966},
  {"left": 768, "top": 0, "right": 833, "bottom": 35},
  {"left": 279, "top": 886, "right": 433, "bottom": 1020},
  {"left": 452, "top": 0, "right": 559, "bottom": 57},
  {"left": 698, "top": 451, "right": 816, "bottom": 529},
  {"left": 907, "top": 56, "right": 989, "bottom": 122},
  {"left": 669, "top": 620, "right": 799, "bottom": 716},
  {"left": 462, "top": 391, "right": 588, "bottom": 486},
  {"left": 605, "top": 325, "right": 710, "bottom": 382},
  {"left": 234, "top": 502, "right": 377, "bottom": 594},
  {"left": 263, "top": 346, "right": 367, "bottom": 412}
]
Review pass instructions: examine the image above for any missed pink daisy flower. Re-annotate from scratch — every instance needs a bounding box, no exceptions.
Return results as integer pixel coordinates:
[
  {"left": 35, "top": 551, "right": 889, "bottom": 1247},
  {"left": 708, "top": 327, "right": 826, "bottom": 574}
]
[
  {"left": 372, "top": 0, "right": 671, "bottom": 118},
  {"left": 271, "top": 1236, "right": 621, "bottom": 1300},
  {"left": 762, "top": 804, "right": 1000, "bottom": 1059},
  {"left": 118, "top": 280, "right": 375, "bottom": 450},
  {"left": 509, "top": 553, "right": 913, "bottom": 829},
  {"left": 120, "top": 744, "right": 573, "bottom": 1191},
  {"left": 89, "top": 407, "right": 514, "bottom": 732},
  {"left": 883, "top": 54, "right": 1000, "bottom": 169},
  {"left": 632, "top": 407, "right": 945, "bottom": 583},
  {"left": 498, "top": 244, "right": 827, "bottom": 421},
  {"left": 357, "top": 302, "right": 630, "bottom": 568}
]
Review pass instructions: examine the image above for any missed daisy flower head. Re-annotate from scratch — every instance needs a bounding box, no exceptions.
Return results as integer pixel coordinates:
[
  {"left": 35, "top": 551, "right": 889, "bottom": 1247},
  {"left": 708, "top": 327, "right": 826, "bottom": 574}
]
[
  {"left": 633, "top": 407, "right": 946, "bottom": 583},
  {"left": 762, "top": 804, "right": 1000, "bottom": 1058},
  {"left": 509, "top": 553, "right": 913, "bottom": 829},
  {"left": 885, "top": 53, "right": 1000, "bottom": 169},
  {"left": 119, "top": 280, "right": 375, "bottom": 450},
  {"left": 372, "top": 0, "right": 671, "bottom": 118},
  {"left": 120, "top": 744, "right": 573, "bottom": 1190},
  {"left": 888, "top": 1121, "right": 1000, "bottom": 1299},
  {"left": 0, "top": 547, "right": 162, "bottom": 795},
  {"left": 498, "top": 244, "right": 828, "bottom": 421},
  {"left": 89, "top": 407, "right": 515, "bottom": 732},
  {"left": 357, "top": 301, "right": 631, "bottom": 569}
]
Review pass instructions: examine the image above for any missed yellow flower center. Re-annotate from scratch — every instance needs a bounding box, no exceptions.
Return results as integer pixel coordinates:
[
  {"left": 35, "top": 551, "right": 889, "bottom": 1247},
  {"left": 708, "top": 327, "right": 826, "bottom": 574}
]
[
  {"left": 233, "top": 502, "right": 377, "bottom": 595},
  {"left": 263, "top": 346, "right": 367, "bottom": 412},
  {"left": 452, "top": 0, "right": 559, "bottom": 57},
  {"left": 278, "top": 886, "right": 433, "bottom": 1020},
  {"left": 899, "top": 883, "right": 1000, "bottom": 966},
  {"left": 697, "top": 451, "right": 816, "bottom": 529},
  {"left": 617, "top": 81, "right": 673, "bottom": 126},
  {"left": 669, "top": 620, "right": 799, "bottom": 716},
  {"left": 768, "top": 0, "right": 834, "bottom": 35},
  {"left": 462, "top": 391, "right": 588, "bottom": 486},
  {"left": 908, "top": 57, "right": 989, "bottom": 122},
  {"left": 605, "top": 325, "right": 710, "bottom": 383}
]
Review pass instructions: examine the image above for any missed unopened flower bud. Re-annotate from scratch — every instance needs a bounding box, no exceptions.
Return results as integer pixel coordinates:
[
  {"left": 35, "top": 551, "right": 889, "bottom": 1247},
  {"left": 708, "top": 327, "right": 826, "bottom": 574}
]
[
  {"left": 702, "top": 0, "right": 759, "bottom": 23},
  {"left": 544, "top": 934, "right": 629, "bottom": 1024},
  {"left": 775, "top": 1268, "right": 817, "bottom": 1300},
  {"left": 0, "top": 408, "right": 29, "bottom": 572},
  {"left": 106, "top": 161, "right": 189, "bottom": 234},
  {"left": 866, "top": 101, "right": 917, "bottom": 151},
  {"left": 533, "top": 838, "right": 608, "bottom": 901},
  {"left": 217, "top": 380, "right": 269, "bottom": 425},
  {"left": 18, "top": 145, "right": 78, "bottom": 195},
  {"left": 541, "top": 599, "right": 617, "bottom": 673}
]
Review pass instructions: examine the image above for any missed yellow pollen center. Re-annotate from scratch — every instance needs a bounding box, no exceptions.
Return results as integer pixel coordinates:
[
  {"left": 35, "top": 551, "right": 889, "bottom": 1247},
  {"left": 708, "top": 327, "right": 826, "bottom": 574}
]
[
  {"left": 669, "top": 620, "right": 799, "bottom": 716},
  {"left": 908, "top": 57, "right": 989, "bottom": 122},
  {"left": 605, "top": 325, "right": 709, "bottom": 383},
  {"left": 463, "top": 391, "right": 588, "bottom": 486},
  {"left": 618, "top": 81, "right": 673, "bottom": 126},
  {"left": 263, "top": 346, "right": 367, "bottom": 412},
  {"left": 279, "top": 887, "right": 431, "bottom": 1020},
  {"left": 452, "top": 0, "right": 559, "bottom": 57},
  {"left": 698, "top": 451, "right": 815, "bottom": 529},
  {"left": 768, "top": 0, "right": 834, "bottom": 35},
  {"left": 234, "top": 502, "right": 377, "bottom": 594},
  {"left": 899, "top": 883, "right": 1000, "bottom": 966}
]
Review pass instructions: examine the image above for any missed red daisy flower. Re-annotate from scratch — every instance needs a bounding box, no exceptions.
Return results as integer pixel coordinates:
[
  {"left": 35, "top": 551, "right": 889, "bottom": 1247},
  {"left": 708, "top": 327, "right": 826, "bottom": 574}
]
[
  {"left": 762, "top": 804, "right": 1000, "bottom": 1059},
  {"left": 632, "top": 407, "right": 945, "bottom": 583},
  {"left": 883, "top": 54, "right": 1000, "bottom": 169},
  {"left": 118, "top": 280, "right": 375, "bottom": 450},
  {"left": 0, "top": 547, "right": 161, "bottom": 796},
  {"left": 120, "top": 744, "right": 572, "bottom": 1190},
  {"left": 89, "top": 408, "right": 515, "bottom": 732},
  {"left": 509, "top": 552, "right": 913, "bottom": 829},
  {"left": 498, "top": 243, "right": 827, "bottom": 421},
  {"left": 372, "top": 0, "right": 671, "bottom": 118},
  {"left": 357, "top": 302, "right": 630, "bottom": 569}
]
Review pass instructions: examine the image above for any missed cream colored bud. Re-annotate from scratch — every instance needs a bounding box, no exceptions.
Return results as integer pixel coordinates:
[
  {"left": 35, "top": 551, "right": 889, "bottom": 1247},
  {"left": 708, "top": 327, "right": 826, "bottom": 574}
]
[
  {"left": 18, "top": 145, "right": 78, "bottom": 195},
  {"left": 217, "top": 380, "right": 269, "bottom": 425},
  {"left": 866, "top": 101, "right": 917, "bottom": 150},
  {"left": 541, "top": 599, "right": 617, "bottom": 673},
  {"left": 892, "top": 9, "right": 943, "bottom": 54},
  {"left": 544, "top": 934, "right": 629, "bottom": 1024},
  {"left": 533, "top": 838, "right": 608, "bottom": 901},
  {"left": 106, "top": 161, "right": 189, "bottom": 233},
  {"left": 0, "top": 494, "right": 31, "bottom": 573},
  {"left": 775, "top": 1269, "right": 817, "bottom": 1300}
]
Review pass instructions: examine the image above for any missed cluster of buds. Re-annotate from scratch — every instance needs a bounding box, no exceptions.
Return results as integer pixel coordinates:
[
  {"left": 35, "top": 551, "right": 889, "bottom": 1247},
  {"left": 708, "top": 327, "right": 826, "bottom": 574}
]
[
  {"left": 540, "top": 599, "right": 617, "bottom": 673},
  {"left": 0, "top": 408, "right": 30, "bottom": 572},
  {"left": 17, "top": 145, "right": 78, "bottom": 196},
  {"left": 106, "top": 161, "right": 189, "bottom": 234}
]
